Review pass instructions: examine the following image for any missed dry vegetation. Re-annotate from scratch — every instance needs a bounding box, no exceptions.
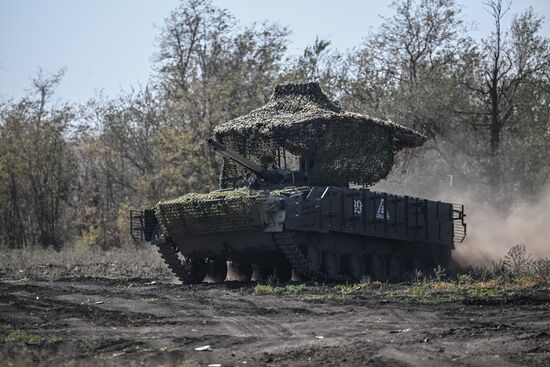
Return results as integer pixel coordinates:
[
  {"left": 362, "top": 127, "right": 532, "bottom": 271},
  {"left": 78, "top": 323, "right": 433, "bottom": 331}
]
[
  {"left": 1, "top": 243, "right": 547, "bottom": 306},
  {"left": 0, "top": 245, "right": 171, "bottom": 281},
  {"left": 249, "top": 245, "right": 550, "bottom": 305}
]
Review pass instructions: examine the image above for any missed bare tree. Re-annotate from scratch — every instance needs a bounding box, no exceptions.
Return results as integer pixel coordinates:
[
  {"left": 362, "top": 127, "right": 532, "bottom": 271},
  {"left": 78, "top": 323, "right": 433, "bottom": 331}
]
[
  {"left": 0, "top": 69, "right": 75, "bottom": 248},
  {"left": 468, "top": 0, "right": 550, "bottom": 188},
  {"left": 154, "top": 0, "right": 289, "bottom": 192}
]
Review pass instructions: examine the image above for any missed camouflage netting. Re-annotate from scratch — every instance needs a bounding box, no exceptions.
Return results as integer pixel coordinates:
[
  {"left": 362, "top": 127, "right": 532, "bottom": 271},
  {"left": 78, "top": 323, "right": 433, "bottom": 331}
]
[
  {"left": 214, "top": 82, "right": 426, "bottom": 188},
  {"left": 157, "top": 189, "right": 263, "bottom": 238},
  {"left": 156, "top": 187, "right": 305, "bottom": 239}
]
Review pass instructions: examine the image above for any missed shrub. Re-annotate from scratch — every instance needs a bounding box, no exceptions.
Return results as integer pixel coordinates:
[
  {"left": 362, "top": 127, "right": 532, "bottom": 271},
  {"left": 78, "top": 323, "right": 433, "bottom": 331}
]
[{"left": 503, "top": 244, "right": 531, "bottom": 275}]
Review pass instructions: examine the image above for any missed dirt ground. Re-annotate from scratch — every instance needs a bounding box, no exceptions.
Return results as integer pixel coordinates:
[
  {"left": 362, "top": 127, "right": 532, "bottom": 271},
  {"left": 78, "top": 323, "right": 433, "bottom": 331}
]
[{"left": 0, "top": 278, "right": 548, "bottom": 367}]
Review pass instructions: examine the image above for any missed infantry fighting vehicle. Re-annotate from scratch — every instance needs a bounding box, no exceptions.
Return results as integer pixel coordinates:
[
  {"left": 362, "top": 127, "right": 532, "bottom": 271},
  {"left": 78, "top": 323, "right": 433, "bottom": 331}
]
[{"left": 131, "top": 82, "right": 466, "bottom": 283}]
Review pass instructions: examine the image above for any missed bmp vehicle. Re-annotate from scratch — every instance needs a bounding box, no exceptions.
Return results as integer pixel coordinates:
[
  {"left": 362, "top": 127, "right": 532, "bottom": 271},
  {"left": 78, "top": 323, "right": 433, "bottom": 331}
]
[{"left": 131, "top": 82, "right": 466, "bottom": 283}]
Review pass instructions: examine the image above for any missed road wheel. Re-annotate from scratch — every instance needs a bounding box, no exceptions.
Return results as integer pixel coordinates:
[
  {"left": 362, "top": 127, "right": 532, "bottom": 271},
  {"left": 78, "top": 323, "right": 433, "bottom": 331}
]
[
  {"left": 368, "top": 253, "right": 386, "bottom": 281},
  {"left": 403, "top": 256, "right": 426, "bottom": 280},
  {"left": 186, "top": 258, "right": 208, "bottom": 284},
  {"left": 292, "top": 269, "right": 308, "bottom": 282},
  {"left": 253, "top": 264, "right": 273, "bottom": 282},
  {"left": 227, "top": 261, "right": 253, "bottom": 282},
  {"left": 206, "top": 259, "right": 227, "bottom": 283},
  {"left": 306, "top": 244, "right": 322, "bottom": 272},
  {"left": 273, "top": 259, "right": 292, "bottom": 282},
  {"left": 412, "top": 257, "right": 424, "bottom": 273},
  {"left": 388, "top": 254, "right": 404, "bottom": 282},
  {"left": 323, "top": 250, "right": 341, "bottom": 278},
  {"left": 433, "top": 245, "right": 452, "bottom": 268},
  {"left": 348, "top": 253, "right": 366, "bottom": 281}
]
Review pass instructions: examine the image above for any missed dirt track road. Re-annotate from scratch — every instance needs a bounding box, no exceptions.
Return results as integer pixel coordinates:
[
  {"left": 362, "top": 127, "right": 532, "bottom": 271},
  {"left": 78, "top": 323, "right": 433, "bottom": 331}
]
[{"left": 0, "top": 278, "right": 549, "bottom": 366}]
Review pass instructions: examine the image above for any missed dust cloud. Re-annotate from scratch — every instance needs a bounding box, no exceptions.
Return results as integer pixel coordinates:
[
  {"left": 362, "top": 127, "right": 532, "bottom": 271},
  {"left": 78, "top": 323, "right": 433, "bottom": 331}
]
[{"left": 451, "top": 185, "right": 550, "bottom": 266}]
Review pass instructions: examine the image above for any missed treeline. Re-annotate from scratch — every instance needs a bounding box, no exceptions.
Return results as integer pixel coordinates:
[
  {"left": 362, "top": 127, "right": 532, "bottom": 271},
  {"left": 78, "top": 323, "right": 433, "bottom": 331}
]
[{"left": 0, "top": 0, "right": 549, "bottom": 249}]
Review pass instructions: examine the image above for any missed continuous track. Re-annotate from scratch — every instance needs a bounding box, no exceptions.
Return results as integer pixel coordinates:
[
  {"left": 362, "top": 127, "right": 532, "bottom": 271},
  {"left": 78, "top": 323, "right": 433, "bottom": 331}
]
[
  {"left": 153, "top": 237, "right": 192, "bottom": 283},
  {"left": 271, "top": 231, "right": 347, "bottom": 282},
  {"left": 153, "top": 232, "right": 347, "bottom": 284}
]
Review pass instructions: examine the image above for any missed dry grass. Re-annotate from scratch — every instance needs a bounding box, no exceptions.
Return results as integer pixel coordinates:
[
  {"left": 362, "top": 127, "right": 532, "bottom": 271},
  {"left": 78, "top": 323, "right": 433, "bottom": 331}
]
[
  {"left": 463, "top": 244, "right": 550, "bottom": 281},
  {"left": 0, "top": 245, "right": 172, "bottom": 281},
  {"left": 298, "top": 245, "right": 550, "bottom": 304},
  {"left": 297, "top": 273, "right": 549, "bottom": 305},
  {"left": 1, "top": 243, "right": 548, "bottom": 306}
]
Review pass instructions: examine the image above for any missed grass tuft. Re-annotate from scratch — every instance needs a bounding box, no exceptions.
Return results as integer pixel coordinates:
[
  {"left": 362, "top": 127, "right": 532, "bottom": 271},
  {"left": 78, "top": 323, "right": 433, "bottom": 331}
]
[
  {"left": 253, "top": 284, "right": 274, "bottom": 294},
  {"left": 253, "top": 283, "right": 306, "bottom": 295},
  {"left": 5, "top": 331, "right": 44, "bottom": 345}
]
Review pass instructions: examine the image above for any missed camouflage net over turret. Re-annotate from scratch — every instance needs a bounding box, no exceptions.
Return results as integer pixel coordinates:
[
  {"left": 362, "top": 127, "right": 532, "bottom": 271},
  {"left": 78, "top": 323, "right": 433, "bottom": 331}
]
[{"left": 214, "top": 82, "right": 426, "bottom": 187}]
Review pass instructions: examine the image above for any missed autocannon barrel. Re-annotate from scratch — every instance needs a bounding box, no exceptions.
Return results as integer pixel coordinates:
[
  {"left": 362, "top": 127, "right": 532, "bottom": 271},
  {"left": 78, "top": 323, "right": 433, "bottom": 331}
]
[{"left": 207, "top": 138, "right": 281, "bottom": 183}]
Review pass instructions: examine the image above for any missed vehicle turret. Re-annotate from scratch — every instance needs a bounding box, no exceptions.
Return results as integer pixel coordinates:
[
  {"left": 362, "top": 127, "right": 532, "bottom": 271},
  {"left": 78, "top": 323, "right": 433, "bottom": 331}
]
[
  {"left": 213, "top": 82, "right": 427, "bottom": 188},
  {"left": 208, "top": 138, "right": 307, "bottom": 187}
]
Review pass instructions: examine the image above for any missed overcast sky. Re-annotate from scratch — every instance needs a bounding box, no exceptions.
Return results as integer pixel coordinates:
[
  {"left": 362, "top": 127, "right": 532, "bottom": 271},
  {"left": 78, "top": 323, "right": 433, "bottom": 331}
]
[{"left": 1, "top": 0, "right": 549, "bottom": 103}]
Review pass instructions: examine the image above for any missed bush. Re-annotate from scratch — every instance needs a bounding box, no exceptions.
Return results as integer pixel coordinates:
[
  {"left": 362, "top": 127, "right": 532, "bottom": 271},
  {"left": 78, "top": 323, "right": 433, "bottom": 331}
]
[{"left": 503, "top": 244, "right": 531, "bottom": 275}]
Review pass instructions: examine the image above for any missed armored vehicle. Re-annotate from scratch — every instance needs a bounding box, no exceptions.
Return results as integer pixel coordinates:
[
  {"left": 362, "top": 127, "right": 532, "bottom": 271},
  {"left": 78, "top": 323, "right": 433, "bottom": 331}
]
[{"left": 131, "top": 82, "right": 466, "bottom": 283}]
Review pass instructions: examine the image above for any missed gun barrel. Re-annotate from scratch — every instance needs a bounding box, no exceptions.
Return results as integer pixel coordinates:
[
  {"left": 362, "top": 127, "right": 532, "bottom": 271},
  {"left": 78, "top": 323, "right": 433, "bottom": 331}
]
[
  {"left": 207, "top": 138, "right": 269, "bottom": 180},
  {"left": 207, "top": 138, "right": 229, "bottom": 152}
]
